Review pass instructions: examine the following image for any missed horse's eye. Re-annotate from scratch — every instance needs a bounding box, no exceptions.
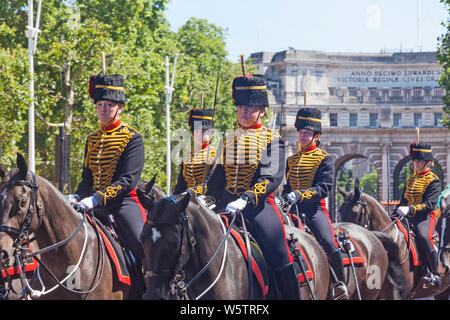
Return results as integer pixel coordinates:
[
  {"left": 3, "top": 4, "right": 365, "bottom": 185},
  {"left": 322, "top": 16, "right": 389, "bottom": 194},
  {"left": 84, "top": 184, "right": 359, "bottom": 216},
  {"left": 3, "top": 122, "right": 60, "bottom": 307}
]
[{"left": 20, "top": 198, "right": 27, "bottom": 207}]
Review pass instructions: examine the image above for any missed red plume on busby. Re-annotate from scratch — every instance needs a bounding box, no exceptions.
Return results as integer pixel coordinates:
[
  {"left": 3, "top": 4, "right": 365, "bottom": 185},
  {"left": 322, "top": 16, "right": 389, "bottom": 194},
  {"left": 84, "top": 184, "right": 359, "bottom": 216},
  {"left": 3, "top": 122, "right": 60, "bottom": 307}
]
[
  {"left": 89, "top": 75, "right": 97, "bottom": 99},
  {"left": 409, "top": 142, "right": 417, "bottom": 158}
]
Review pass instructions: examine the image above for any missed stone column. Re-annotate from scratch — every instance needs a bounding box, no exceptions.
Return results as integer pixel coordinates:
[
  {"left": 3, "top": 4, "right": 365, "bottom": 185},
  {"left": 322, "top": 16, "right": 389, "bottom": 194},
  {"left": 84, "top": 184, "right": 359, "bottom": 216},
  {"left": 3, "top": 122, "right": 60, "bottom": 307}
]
[{"left": 381, "top": 140, "right": 392, "bottom": 201}]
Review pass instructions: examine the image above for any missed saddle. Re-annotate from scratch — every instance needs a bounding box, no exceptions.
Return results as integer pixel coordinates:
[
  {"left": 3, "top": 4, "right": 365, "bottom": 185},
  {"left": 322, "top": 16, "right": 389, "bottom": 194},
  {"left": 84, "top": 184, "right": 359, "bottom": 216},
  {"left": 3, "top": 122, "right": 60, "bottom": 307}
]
[
  {"left": 219, "top": 214, "right": 314, "bottom": 298},
  {"left": 86, "top": 213, "right": 132, "bottom": 286},
  {"left": 288, "top": 212, "right": 366, "bottom": 267},
  {"left": 394, "top": 218, "right": 440, "bottom": 270}
]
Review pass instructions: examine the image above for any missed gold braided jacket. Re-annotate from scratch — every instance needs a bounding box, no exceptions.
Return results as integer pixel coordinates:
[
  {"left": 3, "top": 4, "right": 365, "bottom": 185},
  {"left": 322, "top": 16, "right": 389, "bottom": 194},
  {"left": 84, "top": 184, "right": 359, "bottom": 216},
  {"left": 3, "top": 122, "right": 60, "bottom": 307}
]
[{"left": 403, "top": 170, "right": 440, "bottom": 216}]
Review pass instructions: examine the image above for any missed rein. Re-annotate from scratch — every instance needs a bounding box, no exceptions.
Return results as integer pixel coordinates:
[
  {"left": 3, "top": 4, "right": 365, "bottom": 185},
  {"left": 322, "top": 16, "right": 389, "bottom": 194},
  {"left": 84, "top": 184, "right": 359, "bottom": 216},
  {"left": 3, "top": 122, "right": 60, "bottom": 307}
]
[
  {"left": 144, "top": 205, "right": 237, "bottom": 300},
  {"left": 0, "top": 170, "right": 106, "bottom": 298}
]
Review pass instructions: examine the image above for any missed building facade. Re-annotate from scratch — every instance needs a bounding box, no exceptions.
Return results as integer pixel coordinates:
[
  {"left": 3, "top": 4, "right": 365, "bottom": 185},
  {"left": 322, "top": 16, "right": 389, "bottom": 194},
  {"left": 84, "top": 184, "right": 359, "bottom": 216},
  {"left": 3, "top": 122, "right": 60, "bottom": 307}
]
[{"left": 251, "top": 50, "right": 449, "bottom": 218}]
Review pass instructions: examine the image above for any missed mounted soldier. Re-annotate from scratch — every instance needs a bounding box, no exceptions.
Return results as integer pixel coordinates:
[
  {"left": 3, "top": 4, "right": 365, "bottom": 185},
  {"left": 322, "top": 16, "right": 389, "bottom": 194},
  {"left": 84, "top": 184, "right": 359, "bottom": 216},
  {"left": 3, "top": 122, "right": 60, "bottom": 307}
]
[
  {"left": 200, "top": 73, "right": 301, "bottom": 299},
  {"left": 173, "top": 107, "right": 216, "bottom": 197},
  {"left": 68, "top": 74, "right": 146, "bottom": 267},
  {"left": 281, "top": 107, "right": 349, "bottom": 300},
  {"left": 395, "top": 142, "right": 442, "bottom": 289}
]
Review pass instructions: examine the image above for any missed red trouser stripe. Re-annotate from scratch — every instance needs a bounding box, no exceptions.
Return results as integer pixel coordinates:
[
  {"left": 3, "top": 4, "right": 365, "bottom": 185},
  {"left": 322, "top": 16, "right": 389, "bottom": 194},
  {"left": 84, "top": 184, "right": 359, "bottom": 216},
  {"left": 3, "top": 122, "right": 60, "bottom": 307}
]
[
  {"left": 320, "top": 198, "right": 339, "bottom": 248},
  {"left": 129, "top": 188, "right": 147, "bottom": 223},
  {"left": 268, "top": 193, "right": 294, "bottom": 263}
]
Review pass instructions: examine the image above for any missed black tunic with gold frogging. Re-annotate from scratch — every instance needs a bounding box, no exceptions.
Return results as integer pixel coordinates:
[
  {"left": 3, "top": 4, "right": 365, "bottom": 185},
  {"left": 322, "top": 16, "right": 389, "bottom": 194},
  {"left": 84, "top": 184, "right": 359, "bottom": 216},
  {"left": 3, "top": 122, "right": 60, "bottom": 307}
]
[
  {"left": 282, "top": 145, "right": 334, "bottom": 212},
  {"left": 75, "top": 120, "right": 145, "bottom": 208},
  {"left": 398, "top": 170, "right": 441, "bottom": 217},
  {"left": 206, "top": 125, "right": 285, "bottom": 209},
  {"left": 173, "top": 145, "right": 216, "bottom": 196}
]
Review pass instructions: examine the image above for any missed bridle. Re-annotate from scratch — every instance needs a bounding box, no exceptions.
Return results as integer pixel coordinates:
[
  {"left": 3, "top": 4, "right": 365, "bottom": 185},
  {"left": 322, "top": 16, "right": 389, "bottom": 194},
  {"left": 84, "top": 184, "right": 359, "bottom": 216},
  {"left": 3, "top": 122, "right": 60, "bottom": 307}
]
[
  {"left": 142, "top": 197, "right": 235, "bottom": 300},
  {"left": 355, "top": 192, "right": 370, "bottom": 230},
  {"left": 0, "top": 170, "right": 105, "bottom": 298},
  {"left": 0, "top": 170, "right": 42, "bottom": 243},
  {"left": 142, "top": 202, "right": 198, "bottom": 299}
]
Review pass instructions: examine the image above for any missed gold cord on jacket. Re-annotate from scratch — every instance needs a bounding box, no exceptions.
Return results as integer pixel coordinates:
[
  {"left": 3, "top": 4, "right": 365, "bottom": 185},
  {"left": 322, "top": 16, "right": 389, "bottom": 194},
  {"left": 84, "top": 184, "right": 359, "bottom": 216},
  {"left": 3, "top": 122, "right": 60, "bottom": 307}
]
[
  {"left": 404, "top": 171, "right": 438, "bottom": 215},
  {"left": 287, "top": 147, "right": 327, "bottom": 191},
  {"left": 223, "top": 127, "right": 278, "bottom": 195},
  {"left": 84, "top": 125, "right": 136, "bottom": 192},
  {"left": 182, "top": 146, "right": 216, "bottom": 192}
]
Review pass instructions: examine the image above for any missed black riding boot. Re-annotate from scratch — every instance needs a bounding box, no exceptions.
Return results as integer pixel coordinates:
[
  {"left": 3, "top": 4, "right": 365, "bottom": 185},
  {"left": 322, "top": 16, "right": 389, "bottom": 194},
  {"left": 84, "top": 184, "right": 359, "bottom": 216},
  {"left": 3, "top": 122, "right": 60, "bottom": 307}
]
[
  {"left": 274, "top": 263, "right": 300, "bottom": 300},
  {"left": 424, "top": 250, "right": 441, "bottom": 289},
  {"left": 330, "top": 250, "right": 349, "bottom": 300}
]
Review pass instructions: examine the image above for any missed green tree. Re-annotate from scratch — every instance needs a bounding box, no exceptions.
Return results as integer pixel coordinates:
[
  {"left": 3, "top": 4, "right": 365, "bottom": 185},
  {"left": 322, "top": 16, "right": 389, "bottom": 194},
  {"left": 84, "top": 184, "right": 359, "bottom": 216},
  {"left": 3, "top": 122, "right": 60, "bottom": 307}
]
[
  {"left": 437, "top": 0, "right": 450, "bottom": 128},
  {"left": 359, "top": 170, "right": 378, "bottom": 199}
]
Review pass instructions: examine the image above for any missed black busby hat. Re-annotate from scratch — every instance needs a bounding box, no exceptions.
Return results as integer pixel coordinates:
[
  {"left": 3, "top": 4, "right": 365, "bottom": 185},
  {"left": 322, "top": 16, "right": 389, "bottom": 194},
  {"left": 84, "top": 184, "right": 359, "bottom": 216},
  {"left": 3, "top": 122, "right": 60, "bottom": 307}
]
[
  {"left": 232, "top": 74, "right": 269, "bottom": 107},
  {"left": 409, "top": 142, "right": 433, "bottom": 161},
  {"left": 295, "top": 107, "right": 322, "bottom": 133},
  {"left": 188, "top": 109, "right": 214, "bottom": 131},
  {"left": 89, "top": 74, "right": 126, "bottom": 105}
]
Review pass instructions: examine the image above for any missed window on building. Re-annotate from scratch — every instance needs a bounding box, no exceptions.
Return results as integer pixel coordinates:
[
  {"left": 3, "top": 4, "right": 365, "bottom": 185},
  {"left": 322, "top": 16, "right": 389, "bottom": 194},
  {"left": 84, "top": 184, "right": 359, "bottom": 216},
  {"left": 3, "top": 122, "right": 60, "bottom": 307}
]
[
  {"left": 349, "top": 113, "right": 357, "bottom": 128},
  {"left": 393, "top": 113, "right": 401, "bottom": 128},
  {"left": 369, "top": 113, "right": 378, "bottom": 128},
  {"left": 349, "top": 87, "right": 357, "bottom": 97},
  {"left": 434, "top": 112, "right": 443, "bottom": 127},
  {"left": 424, "top": 88, "right": 431, "bottom": 97},
  {"left": 329, "top": 87, "right": 336, "bottom": 96},
  {"left": 329, "top": 113, "right": 338, "bottom": 127},
  {"left": 414, "top": 113, "right": 422, "bottom": 127},
  {"left": 392, "top": 88, "right": 401, "bottom": 97},
  {"left": 413, "top": 88, "right": 422, "bottom": 97},
  {"left": 434, "top": 88, "right": 443, "bottom": 96},
  {"left": 369, "top": 88, "right": 378, "bottom": 97}
]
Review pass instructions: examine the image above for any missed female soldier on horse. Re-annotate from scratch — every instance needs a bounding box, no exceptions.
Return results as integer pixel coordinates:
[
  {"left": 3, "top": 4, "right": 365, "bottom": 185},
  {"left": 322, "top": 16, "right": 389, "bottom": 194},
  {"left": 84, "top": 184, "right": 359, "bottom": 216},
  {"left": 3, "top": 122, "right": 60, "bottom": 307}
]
[
  {"left": 68, "top": 74, "right": 146, "bottom": 265},
  {"left": 281, "top": 107, "right": 349, "bottom": 300},
  {"left": 203, "top": 74, "right": 300, "bottom": 299},
  {"left": 395, "top": 142, "right": 442, "bottom": 289},
  {"left": 173, "top": 108, "right": 216, "bottom": 197}
]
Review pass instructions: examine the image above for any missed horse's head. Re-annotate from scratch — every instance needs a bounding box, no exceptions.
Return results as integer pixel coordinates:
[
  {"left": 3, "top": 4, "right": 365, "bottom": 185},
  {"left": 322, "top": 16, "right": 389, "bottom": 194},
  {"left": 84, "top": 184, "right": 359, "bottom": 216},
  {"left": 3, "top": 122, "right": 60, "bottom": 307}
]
[
  {"left": 139, "top": 191, "right": 191, "bottom": 300},
  {"left": 338, "top": 179, "right": 370, "bottom": 227},
  {"left": 0, "top": 153, "right": 41, "bottom": 269}
]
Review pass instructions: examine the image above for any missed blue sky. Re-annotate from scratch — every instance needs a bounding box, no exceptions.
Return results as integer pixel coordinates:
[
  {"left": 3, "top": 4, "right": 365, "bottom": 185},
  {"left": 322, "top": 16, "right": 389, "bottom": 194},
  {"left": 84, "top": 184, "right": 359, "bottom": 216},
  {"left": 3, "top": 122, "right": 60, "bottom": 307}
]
[{"left": 165, "top": 0, "right": 448, "bottom": 62}]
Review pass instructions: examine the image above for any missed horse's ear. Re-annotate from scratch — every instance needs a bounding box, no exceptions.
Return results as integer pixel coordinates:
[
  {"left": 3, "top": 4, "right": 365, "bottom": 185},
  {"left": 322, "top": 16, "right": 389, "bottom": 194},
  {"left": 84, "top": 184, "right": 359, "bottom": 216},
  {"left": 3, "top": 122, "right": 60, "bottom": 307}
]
[
  {"left": 16, "top": 153, "right": 28, "bottom": 180},
  {"left": 174, "top": 192, "right": 191, "bottom": 214},
  {"left": 145, "top": 174, "right": 157, "bottom": 195},
  {"left": 337, "top": 185, "right": 348, "bottom": 197},
  {"left": 354, "top": 179, "right": 360, "bottom": 198},
  {"left": 137, "top": 188, "right": 155, "bottom": 211},
  {"left": 0, "top": 163, "right": 8, "bottom": 181}
]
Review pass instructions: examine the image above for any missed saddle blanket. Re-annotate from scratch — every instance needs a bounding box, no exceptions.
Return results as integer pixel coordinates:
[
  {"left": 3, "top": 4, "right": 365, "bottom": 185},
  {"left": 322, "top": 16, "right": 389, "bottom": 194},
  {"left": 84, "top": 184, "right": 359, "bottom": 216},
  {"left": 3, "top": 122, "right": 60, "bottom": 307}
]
[
  {"left": 334, "top": 228, "right": 366, "bottom": 266},
  {"left": 395, "top": 219, "right": 421, "bottom": 268},
  {"left": 86, "top": 215, "right": 131, "bottom": 286},
  {"left": 220, "top": 214, "right": 314, "bottom": 298}
]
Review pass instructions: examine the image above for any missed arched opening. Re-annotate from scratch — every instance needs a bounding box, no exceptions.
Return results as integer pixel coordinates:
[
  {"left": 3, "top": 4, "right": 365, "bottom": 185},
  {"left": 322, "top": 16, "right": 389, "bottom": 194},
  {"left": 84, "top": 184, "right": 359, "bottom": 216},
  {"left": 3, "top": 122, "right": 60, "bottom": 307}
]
[
  {"left": 330, "top": 154, "right": 379, "bottom": 222},
  {"left": 393, "top": 157, "right": 445, "bottom": 200}
]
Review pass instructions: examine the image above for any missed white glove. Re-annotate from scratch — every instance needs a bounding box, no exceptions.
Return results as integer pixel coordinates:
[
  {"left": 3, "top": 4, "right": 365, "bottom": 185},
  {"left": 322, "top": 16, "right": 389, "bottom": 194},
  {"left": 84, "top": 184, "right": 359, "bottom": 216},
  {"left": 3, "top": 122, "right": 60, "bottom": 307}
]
[
  {"left": 396, "top": 206, "right": 410, "bottom": 217},
  {"left": 287, "top": 191, "right": 300, "bottom": 204},
  {"left": 65, "top": 194, "right": 80, "bottom": 207},
  {"left": 225, "top": 197, "right": 248, "bottom": 215},
  {"left": 76, "top": 196, "right": 99, "bottom": 212}
]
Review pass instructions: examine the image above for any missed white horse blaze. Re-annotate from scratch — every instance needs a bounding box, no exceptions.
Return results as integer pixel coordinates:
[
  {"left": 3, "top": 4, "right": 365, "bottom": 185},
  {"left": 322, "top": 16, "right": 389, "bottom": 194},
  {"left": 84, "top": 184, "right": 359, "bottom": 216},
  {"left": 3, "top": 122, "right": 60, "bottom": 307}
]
[{"left": 152, "top": 227, "right": 161, "bottom": 243}]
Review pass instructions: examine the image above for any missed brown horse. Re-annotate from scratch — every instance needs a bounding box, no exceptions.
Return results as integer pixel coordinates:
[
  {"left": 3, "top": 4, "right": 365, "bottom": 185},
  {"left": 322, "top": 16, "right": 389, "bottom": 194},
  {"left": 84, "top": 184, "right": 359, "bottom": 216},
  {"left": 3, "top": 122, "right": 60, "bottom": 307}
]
[
  {"left": 0, "top": 153, "right": 140, "bottom": 299},
  {"left": 137, "top": 180, "right": 331, "bottom": 300},
  {"left": 338, "top": 182, "right": 450, "bottom": 299}
]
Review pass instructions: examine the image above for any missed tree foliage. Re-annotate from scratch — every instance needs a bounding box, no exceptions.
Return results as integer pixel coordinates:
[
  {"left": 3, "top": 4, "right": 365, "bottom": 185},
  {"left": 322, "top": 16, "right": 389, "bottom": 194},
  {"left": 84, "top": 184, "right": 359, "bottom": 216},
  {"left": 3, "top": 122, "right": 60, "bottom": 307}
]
[
  {"left": 437, "top": 0, "right": 450, "bottom": 128},
  {"left": 0, "top": 1, "right": 253, "bottom": 193}
]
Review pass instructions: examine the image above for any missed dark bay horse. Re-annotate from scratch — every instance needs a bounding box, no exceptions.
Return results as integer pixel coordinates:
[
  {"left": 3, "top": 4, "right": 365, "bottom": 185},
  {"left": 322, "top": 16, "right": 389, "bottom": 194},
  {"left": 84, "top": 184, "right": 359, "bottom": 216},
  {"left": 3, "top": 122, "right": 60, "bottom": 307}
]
[
  {"left": 0, "top": 153, "right": 136, "bottom": 299},
  {"left": 338, "top": 183, "right": 450, "bottom": 299},
  {"left": 137, "top": 180, "right": 331, "bottom": 300}
]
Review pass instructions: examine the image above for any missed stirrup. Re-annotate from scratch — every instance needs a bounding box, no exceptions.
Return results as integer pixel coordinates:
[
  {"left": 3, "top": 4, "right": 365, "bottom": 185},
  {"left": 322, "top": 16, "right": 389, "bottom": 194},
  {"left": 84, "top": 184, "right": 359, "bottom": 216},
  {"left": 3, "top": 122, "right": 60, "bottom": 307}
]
[
  {"left": 332, "top": 281, "right": 349, "bottom": 300},
  {"left": 423, "top": 273, "right": 441, "bottom": 289}
]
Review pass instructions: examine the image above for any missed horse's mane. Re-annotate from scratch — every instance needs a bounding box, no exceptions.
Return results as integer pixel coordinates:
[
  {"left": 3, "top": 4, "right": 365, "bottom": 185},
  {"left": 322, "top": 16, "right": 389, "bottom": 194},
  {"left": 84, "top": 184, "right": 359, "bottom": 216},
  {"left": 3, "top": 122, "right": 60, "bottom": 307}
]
[{"left": 36, "top": 174, "right": 80, "bottom": 217}]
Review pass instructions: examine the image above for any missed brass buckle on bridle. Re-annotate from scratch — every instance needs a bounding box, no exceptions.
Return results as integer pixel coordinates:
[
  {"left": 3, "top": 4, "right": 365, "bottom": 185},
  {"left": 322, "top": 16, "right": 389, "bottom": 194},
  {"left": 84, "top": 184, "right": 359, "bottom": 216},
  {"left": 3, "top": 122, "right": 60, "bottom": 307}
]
[{"left": 170, "top": 270, "right": 187, "bottom": 298}]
